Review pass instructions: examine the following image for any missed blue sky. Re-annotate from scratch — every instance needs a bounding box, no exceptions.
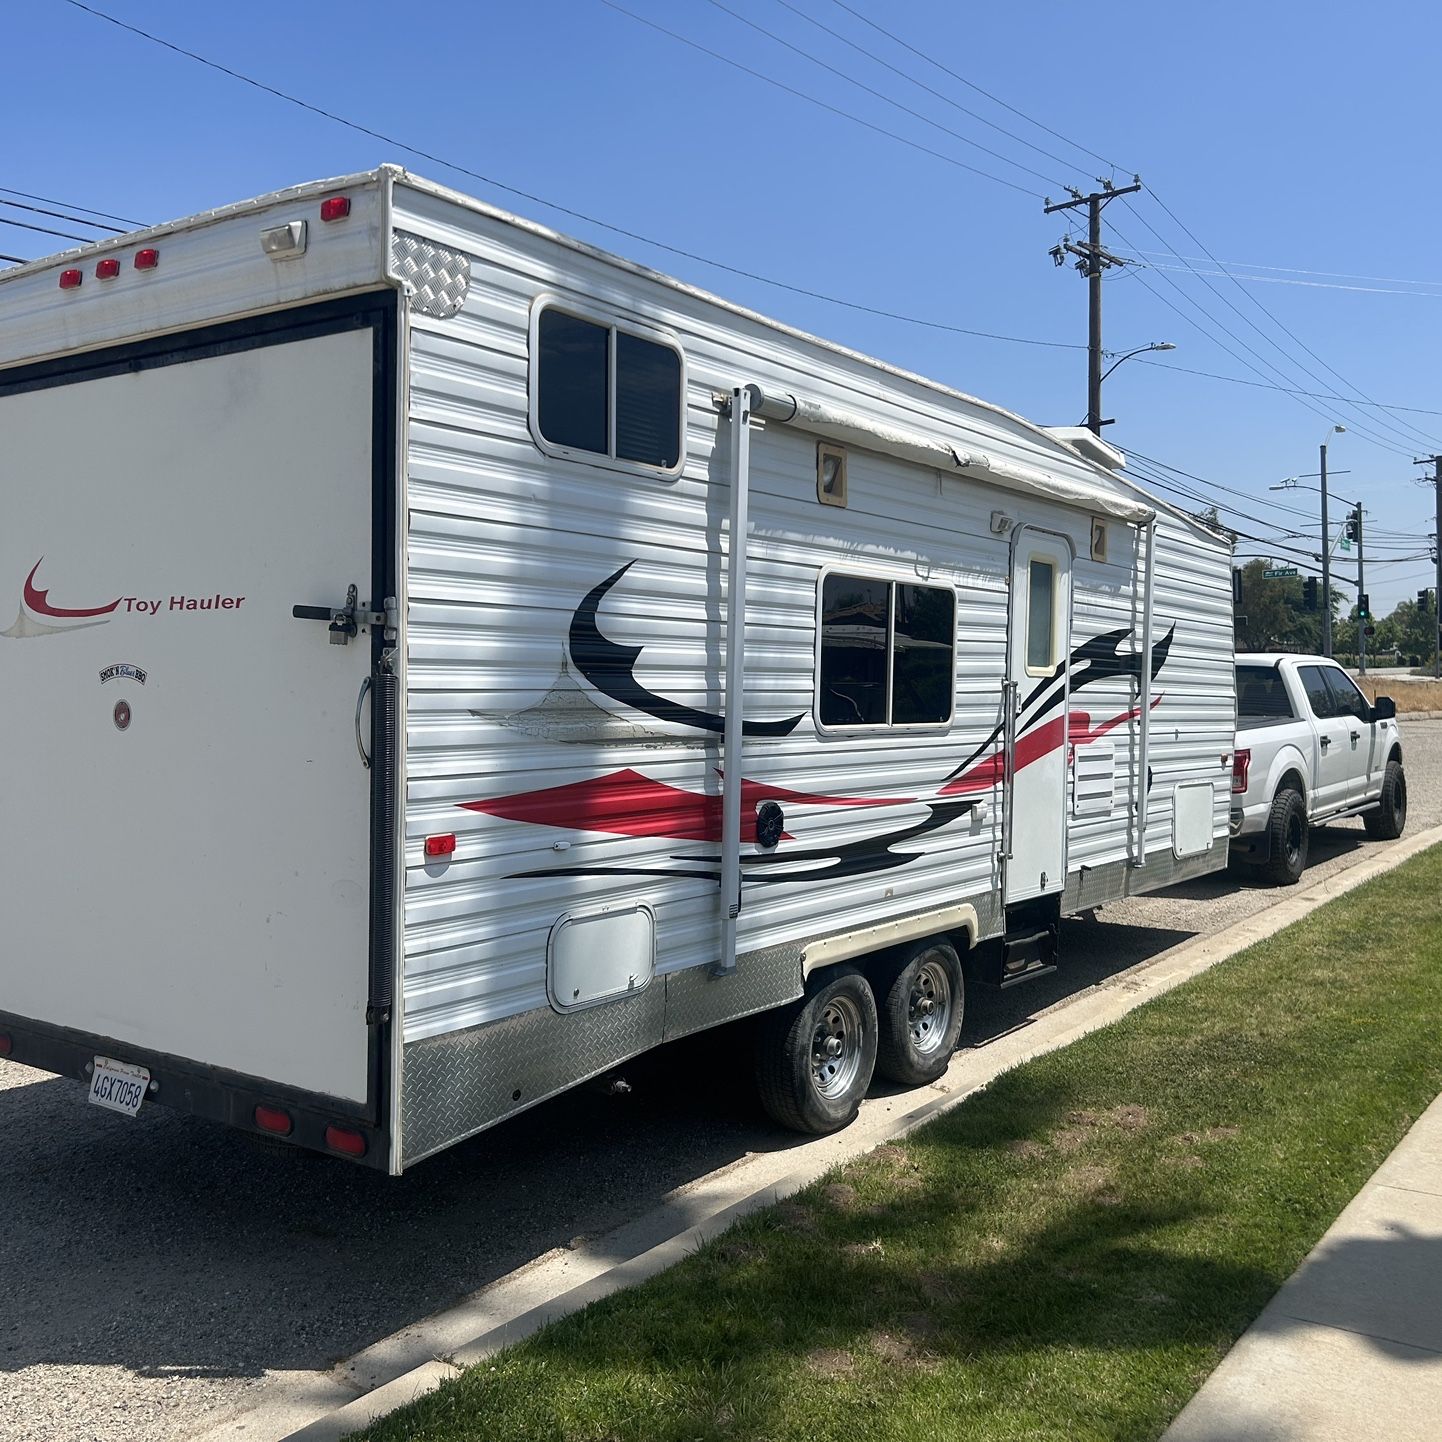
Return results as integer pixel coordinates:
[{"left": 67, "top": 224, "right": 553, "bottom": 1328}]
[{"left": 7, "top": 0, "right": 1442, "bottom": 614}]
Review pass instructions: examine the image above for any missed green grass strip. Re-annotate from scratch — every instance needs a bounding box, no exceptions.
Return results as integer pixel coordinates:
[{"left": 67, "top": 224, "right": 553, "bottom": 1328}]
[{"left": 355, "top": 846, "right": 1442, "bottom": 1442}]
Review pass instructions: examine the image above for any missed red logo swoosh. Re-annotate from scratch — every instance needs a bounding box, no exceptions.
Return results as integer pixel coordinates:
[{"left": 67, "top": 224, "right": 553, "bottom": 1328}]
[{"left": 22, "top": 558, "right": 121, "bottom": 619}]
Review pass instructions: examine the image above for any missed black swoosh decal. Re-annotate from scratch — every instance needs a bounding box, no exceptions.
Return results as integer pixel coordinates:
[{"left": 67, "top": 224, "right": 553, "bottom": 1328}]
[{"left": 569, "top": 563, "right": 805, "bottom": 738}]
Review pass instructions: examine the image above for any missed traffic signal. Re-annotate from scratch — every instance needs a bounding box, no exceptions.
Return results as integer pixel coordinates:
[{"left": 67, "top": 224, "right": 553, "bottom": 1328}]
[
  {"left": 1364, "top": 625, "right": 1377, "bottom": 639},
  {"left": 1232, "top": 567, "right": 1243, "bottom": 605},
  {"left": 1358, "top": 592, "right": 1370, "bottom": 620},
  {"left": 1420, "top": 589, "right": 1432, "bottom": 613},
  {"left": 1303, "top": 576, "right": 1319, "bottom": 611},
  {"left": 1345, "top": 510, "right": 1360, "bottom": 542}
]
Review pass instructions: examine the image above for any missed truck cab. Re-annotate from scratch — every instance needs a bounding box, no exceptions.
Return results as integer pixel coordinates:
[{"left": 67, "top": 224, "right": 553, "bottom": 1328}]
[{"left": 1231, "top": 653, "right": 1405, "bottom": 883}]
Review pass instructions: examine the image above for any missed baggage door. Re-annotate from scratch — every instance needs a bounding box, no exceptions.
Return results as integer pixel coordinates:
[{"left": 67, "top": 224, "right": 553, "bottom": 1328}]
[{"left": 1004, "top": 530, "right": 1073, "bottom": 906}]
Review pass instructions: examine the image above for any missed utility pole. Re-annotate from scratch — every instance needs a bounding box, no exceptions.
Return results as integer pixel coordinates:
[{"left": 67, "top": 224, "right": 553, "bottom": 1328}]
[
  {"left": 1320, "top": 441, "right": 1332, "bottom": 658},
  {"left": 1418, "top": 455, "right": 1442, "bottom": 679},
  {"left": 1355, "top": 504, "right": 1366, "bottom": 676},
  {"left": 1046, "top": 178, "right": 1143, "bottom": 435}
]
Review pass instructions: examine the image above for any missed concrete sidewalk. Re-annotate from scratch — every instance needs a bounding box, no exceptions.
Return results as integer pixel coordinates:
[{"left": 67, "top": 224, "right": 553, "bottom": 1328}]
[{"left": 1163, "top": 1093, "right": 1442, "bottom": 1441}]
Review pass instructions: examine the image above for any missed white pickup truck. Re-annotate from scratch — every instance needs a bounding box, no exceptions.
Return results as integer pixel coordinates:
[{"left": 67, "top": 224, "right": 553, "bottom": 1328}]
[{"left": 1231, "top": 653, "right": 1406, "bottom": 884}]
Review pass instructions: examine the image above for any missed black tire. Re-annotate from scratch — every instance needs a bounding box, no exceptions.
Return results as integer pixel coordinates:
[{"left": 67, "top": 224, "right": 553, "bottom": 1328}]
[
  {"left": 873, "top": 939, "right": 965, "bottom": 1087},
  {"left": 1364, "top": 759, "right": 1407, "bottom": 840},
  {"left": 756, "top": 967, "right": 878, "bottom": 1134},
  {"left": 1263, "top": 786, "right": 1309, "bottom": 885}
]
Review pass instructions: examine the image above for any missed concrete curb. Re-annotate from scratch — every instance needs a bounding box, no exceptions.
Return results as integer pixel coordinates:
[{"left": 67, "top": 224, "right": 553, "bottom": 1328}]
[{"left": 198, "top": 824, "right": 1442, "bottom": 1442}]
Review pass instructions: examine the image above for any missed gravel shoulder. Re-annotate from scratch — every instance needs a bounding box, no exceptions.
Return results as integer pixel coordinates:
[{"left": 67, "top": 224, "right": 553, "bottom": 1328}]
[{"left": 4, "top": 721, "right": 1438, "bottom": 1442}]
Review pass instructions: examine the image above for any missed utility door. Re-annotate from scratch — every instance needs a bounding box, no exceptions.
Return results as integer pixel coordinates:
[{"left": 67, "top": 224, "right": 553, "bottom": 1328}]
[{"left": 1004, "top": 530, "right": 1073, "bottom": 906}]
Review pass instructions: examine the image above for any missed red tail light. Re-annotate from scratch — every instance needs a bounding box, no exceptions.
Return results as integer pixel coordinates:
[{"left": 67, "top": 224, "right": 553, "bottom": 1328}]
[
  {"left": 254, "top": 1104, "right": 293, "bottom": 1136},
  {"left": 424, "top": 833, "right": 456, "bottom": 858},
  {"left": 133, "top": 248, "right": 159, "bottom": 270},
  {"left": 58, "top": 268, "right": 82, "bottom": 289},
  {"left": 319, "top": 196, "right": 351, "bottom": 222},
  {"left": 1232, "top": 748, "right": 1251, "bottom": 794},
  {"left": 325, "top": 1124, "right": 366, "bottom": 1157}
]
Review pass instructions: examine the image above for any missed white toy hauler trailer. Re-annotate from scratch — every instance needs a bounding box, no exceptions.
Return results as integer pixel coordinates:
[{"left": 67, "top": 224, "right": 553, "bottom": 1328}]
[{"left": 0, "top": 167, "right": 1235, "bottom": 1172}]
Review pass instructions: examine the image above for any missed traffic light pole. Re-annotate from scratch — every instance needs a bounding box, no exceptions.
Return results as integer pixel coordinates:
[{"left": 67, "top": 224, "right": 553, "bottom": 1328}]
[
  {"left": 1418, "top": 455, "right": 1442, "bottom": 680},
  {"left": 1320, "top": 442, "right": 1332, "bottom": 659},
  {"left": 1356, "top": 505, "right": 1366, "bottom": 676}
]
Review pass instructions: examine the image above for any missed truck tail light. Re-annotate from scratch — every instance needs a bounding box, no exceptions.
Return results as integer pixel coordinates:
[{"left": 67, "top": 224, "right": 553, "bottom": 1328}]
[
  {"left": 325, "top": 1124, "right": 367, "bottom": 1157},
  {"left": 254, "top": 1104, "right": 293, "bottom": 1136},
  {"left": 1232, "top": 748, "right": 1251, "bottom": 794}
]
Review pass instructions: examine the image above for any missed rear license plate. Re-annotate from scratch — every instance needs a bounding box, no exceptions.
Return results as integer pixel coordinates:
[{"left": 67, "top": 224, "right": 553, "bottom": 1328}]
[{"left": 88, "top": 1056, "right": 150, "bottom": 1117}]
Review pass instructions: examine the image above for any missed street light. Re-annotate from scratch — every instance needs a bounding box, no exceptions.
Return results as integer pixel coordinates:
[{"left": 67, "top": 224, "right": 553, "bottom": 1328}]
[
  {"left": 1272, "top": 426, "right": 1346, "bottom": 658},
  {"left": 1098, "top": 340, "right": 1176, "bottom": 386}
]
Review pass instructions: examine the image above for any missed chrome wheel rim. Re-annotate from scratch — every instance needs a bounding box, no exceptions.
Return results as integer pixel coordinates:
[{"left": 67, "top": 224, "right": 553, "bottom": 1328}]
[
  {"left": 908, "top": 958, "right": 953, "bottom": 1058},
  {"left": 811, "top": 995, "right": 864, "bottom": 1100}
]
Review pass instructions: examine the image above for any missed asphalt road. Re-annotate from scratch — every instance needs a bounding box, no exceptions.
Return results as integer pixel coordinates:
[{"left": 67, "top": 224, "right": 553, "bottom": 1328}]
[{"left": 5, "top": 719, "right": 1440, "bottom": 1442}]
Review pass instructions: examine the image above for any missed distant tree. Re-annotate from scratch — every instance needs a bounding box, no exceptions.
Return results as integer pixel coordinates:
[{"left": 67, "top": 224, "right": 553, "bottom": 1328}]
[{"left": 1234, "top": 558, "right": 1328, "bottom": 652}]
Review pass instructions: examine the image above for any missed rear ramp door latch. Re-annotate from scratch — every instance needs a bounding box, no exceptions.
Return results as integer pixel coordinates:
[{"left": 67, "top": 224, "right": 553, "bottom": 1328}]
[{"left": 292, "top": 584, "right": 396, "bottom": 644}]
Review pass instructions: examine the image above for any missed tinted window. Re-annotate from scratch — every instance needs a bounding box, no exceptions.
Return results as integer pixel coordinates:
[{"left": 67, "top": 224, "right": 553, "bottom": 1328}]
[
  {"left": 819, "top": 576, "right": 889, "bottom": 726},
  {"left": 1236, "top": 665, "right": 1294, "bottom": 719},
  {"left": 1298, "top": 665, "right": 1337, "bottom": 720},
  {"left": 1324, "top": 667, "right": 1370, "bottom": 721},
  {"left": 537, "top": 309, "right": 608, "bottom": 455},
  {"left": 1027, "top": 559, "right": 1056, "bottom": 673},
  {"left": 615, "top": 331, "right": 682, "bottom": 468},
  {"left": 893, "top": 584, "right": 955, "bottom": 724}
]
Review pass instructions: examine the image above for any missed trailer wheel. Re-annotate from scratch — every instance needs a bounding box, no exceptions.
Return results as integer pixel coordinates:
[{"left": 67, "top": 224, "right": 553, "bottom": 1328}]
[
  {"left": 1263, "top": 786, "right": 1308, "bottom": 885},
  {"left": 873, "top": 939, "right": 965, "bottom": 1087},
  {"left": 756, "top": 967, "right": 877, "bottom": 1134},
  {"left": 1364, "top": 760, "right": 1407, "bottom": 840}
]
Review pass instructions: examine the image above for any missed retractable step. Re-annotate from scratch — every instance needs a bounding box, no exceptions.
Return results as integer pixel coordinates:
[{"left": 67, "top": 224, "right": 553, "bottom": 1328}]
[{"left": 979, "top": 902, "right": 1060, "bottom": 988}]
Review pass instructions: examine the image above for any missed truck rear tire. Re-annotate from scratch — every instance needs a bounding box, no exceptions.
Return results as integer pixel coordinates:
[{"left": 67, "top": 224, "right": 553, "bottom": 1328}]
[
  {"left": 1364, "top": 760, "right": 1407, "bottom": 840},
  {"left": 873, "top": 939, "right": 965, "bottom": 1087},
  {"left": 1264, "top": 786, "right": 1309, "bottom": 885},
  {"left": 756, "top": 967, "right": 877, "bottom": 1134}
]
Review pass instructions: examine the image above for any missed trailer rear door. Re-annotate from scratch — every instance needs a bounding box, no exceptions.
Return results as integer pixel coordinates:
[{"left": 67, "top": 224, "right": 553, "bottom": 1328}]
[{"left": 0, "top": 302, "right": 393, "bottom": 1107}]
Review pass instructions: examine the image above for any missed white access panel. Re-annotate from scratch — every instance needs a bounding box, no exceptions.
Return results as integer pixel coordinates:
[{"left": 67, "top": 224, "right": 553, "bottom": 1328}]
[{"left": 0, "top": 326, "right": 377, "bottom": 1102}]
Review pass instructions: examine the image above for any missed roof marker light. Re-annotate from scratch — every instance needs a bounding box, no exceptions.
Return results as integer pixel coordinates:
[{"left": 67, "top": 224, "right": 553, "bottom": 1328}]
[
  {"left": 95, "top": 258, "right": 120, "bottom": 280},
  {"left": 134, "top": 248, "right": 159, "bottom": 270},
  {"left": 425, "top": 833, "right": 457, "bottom": 859},
  {"left": 319, "top": 196, "right": 351, "bottom": 222},
  {"left": 59, "top": 268, "right": 82, "bottom": 289}
]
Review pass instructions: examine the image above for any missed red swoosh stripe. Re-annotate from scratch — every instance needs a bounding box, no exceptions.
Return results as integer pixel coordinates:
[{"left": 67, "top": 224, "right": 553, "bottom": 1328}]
[
  {"left": 23, "top": 559, "right": 121, "bottom": 619},
  {"left": 459, "top": 768, "right": 901, "bottom": 843}
]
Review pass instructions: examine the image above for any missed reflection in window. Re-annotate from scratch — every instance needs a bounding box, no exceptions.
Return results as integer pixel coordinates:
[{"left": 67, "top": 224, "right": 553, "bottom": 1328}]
[
  {"left": 1299, "top": 665, "right": 1337, "bottom": 719},
  {"left": 1027, "top": 559, "right": 1056, "bottom": 673},
  {"left": 537, "top": 309, "right": 608, "bottom": 455},
  {"left": 615, "top": 330, "right": 682, "bottom": 468},
  {"left": 818, "top": 574, "right": 954, "bottom": 728}
]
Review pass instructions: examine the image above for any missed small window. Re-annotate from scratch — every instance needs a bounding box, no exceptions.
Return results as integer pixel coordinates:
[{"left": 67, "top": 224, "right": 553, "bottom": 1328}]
[
  {"left": 818, "top": 573, "right": 954, "bottom": 729},
  {"left": 1298, "top": 664, "right": 1338, "bottom": 720},
  {"left": 817, "top": 443, "right": 847, "bottom": 507},
  {"left": 1026, "top": 559, "right": 1057, "bottom": 675},
  {"left": 533, "top": 303, "right": 683, "bottom": 471}
]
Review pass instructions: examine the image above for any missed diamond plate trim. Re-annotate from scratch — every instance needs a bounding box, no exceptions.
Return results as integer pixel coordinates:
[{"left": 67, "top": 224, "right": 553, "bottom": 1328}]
[
  {"left": 392, "top": 231, "right": 470, "bottom": 318},
  {"left": 663, "top": 943, "right": 803, "bottom": 1043},
  {"left": 401, "top": 986, "right": 665, "bottom": 1166}
]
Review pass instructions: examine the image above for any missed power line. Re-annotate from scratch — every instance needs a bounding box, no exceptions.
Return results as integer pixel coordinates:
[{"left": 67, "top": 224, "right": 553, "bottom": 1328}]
[
  {"left": 0, "top": 252, "right": 27, "bottom": 264},
  {"left": 55, "top": 0, "right": 1079, "bottom": 350},
  {"left": 0, "top": 216, "right": 95, "bottom": 243},
  {"left": 0, "top": 197, "right": 125, "bottom": 234},
  {"left": 1125, "top": 248, "right": 1442, "bottom": 290},
  {"left": 700, "top": 0, "right": 1069, "bottom": 189},
  {"left": 0, "top": 185, "right": 146, "bottom": 228},
  {"left": 769, "top": 0, "right": 1085, "bottom": 180},
  {"left": 823, "top": 0, "right": 1126, "bottom": 174},
  {"left": 1136, "top": 358, "right": 1442, "bottom": 420},
  {"left": 1119, "top": 256, "right": 1442, "bottom": 299},
  {"left": 599, "top": 1, "right": 1043, "bottom": 197}
]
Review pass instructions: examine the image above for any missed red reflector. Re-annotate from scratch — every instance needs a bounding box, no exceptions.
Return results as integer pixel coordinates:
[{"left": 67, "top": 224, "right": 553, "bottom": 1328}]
[
  {"left": 95, "top": 257, "right": 121, "bottom": 280},
  {"left": 319, "top": 196, "right": 351, "bottom": 222},
  {"left": 424, "top": 833, "right": 457, "bottom": 858},
  {"left": 254, "top": 1104, "right": 293, "bottom": 1136},
  {"left": 325, "top": 1124, "right": 366, "bottom": 1157},
  {"left": 59, "top": 268, "right": 82, "bottom": 289},
  {"left": 134, "top": 248, "right": 159, "bottom": 270},
  {"left": 0, "top": 1033, "right": 12, "bottom": 1058},
  {"left": 1232, "top": 747, "right": 1251, "bottom": 794}
]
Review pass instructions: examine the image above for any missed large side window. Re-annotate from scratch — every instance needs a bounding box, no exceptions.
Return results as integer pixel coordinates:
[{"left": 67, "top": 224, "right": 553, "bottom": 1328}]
[
  {"left": 1298, "top": 664, "right": 1338, "bottom": 720},
  {"left": 819, "top": 574, "right": 955, "bottom": 729},
  {"left": 533, "top": 304, "right": 683, "bottom": 471}
]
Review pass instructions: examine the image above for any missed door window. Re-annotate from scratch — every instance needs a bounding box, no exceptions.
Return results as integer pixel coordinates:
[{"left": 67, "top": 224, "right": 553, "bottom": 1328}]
[
  {"left": 1026, "top": 558, "right": 1058, "bottom": 675},
  {"left": 1298, "top": 665, "right": 1338, "bottom": 719},
  {"left": 1323, "top": 667, "right": 1371, "bottom": 721}
]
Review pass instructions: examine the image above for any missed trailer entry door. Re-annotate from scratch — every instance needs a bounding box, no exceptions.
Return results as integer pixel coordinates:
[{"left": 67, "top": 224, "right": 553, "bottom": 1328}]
[
  {"left": 1004, "top": 531, "right": 1073, "bottom": 906},
  {"left": 0, "top": 306, "right": 391, "bottom": 1107}
]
